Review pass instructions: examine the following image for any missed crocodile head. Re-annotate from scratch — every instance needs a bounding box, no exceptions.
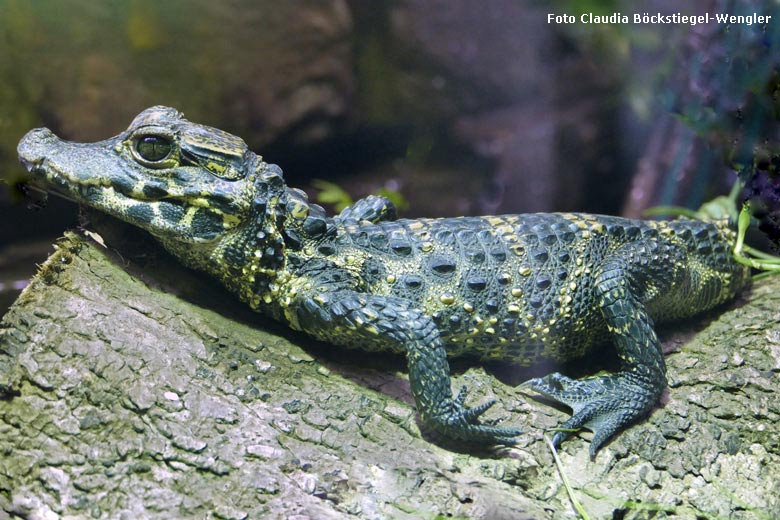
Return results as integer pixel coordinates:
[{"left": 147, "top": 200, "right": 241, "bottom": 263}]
[
  {"left": 17, "top": 106, "right": 284, "bottom": 241},
  {"left": 17, "top": 106, "right": 291, "bottom": 300}
]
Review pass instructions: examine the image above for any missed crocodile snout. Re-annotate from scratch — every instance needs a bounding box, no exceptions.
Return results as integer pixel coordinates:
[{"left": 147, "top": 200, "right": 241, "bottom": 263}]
[{"left": 17, "top": 127, "right": 58, "bottom": 170}]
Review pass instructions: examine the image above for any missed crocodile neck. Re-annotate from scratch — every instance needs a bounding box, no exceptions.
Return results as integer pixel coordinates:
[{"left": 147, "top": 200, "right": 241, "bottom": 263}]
[
  {"left": 151, "top": 162, "right": 286, "bottom": 310},
  {"left": 156, "top": 176, "right": 336, "bottom": 317}
]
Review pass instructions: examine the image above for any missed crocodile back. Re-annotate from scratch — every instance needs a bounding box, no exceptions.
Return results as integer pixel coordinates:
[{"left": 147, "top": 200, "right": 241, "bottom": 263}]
[{"left": 322, "top": 213, "right": 749, "bottom": 363}]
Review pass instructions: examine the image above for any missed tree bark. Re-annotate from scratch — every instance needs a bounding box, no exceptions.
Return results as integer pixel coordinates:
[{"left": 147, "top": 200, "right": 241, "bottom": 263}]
[{"left": 1, "top": 231, "right": 778, "bottom": 519}]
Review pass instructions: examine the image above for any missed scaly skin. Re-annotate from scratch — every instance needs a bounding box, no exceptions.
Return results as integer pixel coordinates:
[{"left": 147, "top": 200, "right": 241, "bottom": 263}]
[{"left": 17, "top": 107, "right": 751, "bottom": 455}]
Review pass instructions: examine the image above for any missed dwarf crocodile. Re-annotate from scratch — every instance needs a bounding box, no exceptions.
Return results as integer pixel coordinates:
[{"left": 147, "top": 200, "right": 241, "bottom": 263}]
[{"left": 17, "top": 106, "right": 751, "bottom": 456}]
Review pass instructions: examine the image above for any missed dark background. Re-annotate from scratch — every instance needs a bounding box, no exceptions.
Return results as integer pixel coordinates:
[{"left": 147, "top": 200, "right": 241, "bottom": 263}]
[{"left": 0, "top": 0, "right": 778, "bottom": 311}]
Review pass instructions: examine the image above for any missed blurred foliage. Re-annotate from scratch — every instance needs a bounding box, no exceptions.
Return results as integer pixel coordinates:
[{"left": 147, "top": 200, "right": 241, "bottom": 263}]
[
  {"left": 552, "top": 0, "right": 672, "bottom": 121},
  {"left": 745, "top": 161, "right": 780, "bottom": 250},
  {"left": 664, "top": 0, "right": 780, "bottom": 249},
  {"left": 0, "top": 0, "right": 353, "bottom": 187},
  {"left": 353, "top": 8, "right": 403, "bottom": 125},
  {"left": 554, "top": 0, "right": 780, "bottom": 247},
  {"left": 664, "top": 6, "right": 780, "bottom": 169},
  {"left": 644, "top": 182, "right": 742, "bottom": 222},
  {"left": 3, "top": 0, "right": 777, "bottom": 245},
  {"left": 373, "top": 186, "right": 409, "bottom": 213},
  {"left": 0, "top": 0, "right": 218, "bottom": 185},
  {"left": 312, "top": 179, "right": 354, "bottom": 212},
  {"left": 313, "top": 179, "right": 408, "bottom": 214}
]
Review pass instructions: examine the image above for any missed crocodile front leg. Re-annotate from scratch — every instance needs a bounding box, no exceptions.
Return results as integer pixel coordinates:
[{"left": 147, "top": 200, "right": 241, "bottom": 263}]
[
  {"left": 335, "top": 195, "right": 397, "bottom": 223},
  {"left": 291, "top": 288, "right": 521, "bottom": 446},
  {"left": 527, "top": 253, "right": 667, "bottom": 457}
]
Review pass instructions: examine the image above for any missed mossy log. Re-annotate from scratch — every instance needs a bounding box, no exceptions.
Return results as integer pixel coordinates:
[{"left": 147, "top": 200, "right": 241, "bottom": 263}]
[{"left": 1, "top": 231, "right": 779, "bottom": 519}]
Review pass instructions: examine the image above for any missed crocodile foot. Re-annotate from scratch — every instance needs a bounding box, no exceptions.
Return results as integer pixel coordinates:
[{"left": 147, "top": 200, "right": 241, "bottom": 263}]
[
  {"left": 428, "top": 385, "right": 522, "bottom": 446},
  {"left": 526, "top": 371, "right": 658, "bottom": 457}
]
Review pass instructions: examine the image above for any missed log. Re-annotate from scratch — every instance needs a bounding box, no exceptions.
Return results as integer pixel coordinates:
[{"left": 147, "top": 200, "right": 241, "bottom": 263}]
[{"left": 1, "top": 229, "right": 778, "bottom": 519}]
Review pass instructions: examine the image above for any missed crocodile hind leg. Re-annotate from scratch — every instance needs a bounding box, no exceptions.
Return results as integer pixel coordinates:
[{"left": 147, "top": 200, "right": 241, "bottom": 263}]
[
  {"left": 291, "top": 289, "right": 521, "bottom": 446},
  {"left": 526, "top": 256, "right": 667, "bottom": 457}
]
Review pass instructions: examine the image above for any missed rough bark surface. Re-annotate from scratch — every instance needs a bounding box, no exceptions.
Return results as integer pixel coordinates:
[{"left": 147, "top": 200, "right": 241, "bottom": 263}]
[{"left": 1, "top": 232, "right": 779, "bottom": 519}]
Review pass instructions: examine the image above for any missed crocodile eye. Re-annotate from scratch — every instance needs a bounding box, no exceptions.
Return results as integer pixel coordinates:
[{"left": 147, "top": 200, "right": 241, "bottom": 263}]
[{"left": 135, "top": 135, "right": 172, "bottom": 162}]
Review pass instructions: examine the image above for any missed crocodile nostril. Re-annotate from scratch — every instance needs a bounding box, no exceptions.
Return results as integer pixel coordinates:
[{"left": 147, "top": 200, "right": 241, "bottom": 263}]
[
  {"left": 17, "top": 127, "right": 59, "bottom": 166},
  {"left": 22, "top": 127, "right": 56, "bottom": 144}
]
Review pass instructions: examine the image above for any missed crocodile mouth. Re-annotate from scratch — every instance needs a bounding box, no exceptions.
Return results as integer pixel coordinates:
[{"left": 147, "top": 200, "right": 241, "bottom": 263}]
[
  {"left": 16, "top": 156, "right": 49, "bottom": 199},
  {"left": 19, "top": 155, "right": 125, "bottom": 208},
  {"left": 18, "top": 157, "right": 75, "bottom": 206}
]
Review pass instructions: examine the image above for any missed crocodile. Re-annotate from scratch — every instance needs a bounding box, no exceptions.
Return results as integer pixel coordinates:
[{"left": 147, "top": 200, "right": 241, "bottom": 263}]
[{"left": 17, "top": 106, "right": 751, "bottom": 456}]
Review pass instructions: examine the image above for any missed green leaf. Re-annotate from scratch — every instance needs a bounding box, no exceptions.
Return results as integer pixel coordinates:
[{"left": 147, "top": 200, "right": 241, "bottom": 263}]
[{"left": 312, "top": 179, "right": 354, "bottom": 212}]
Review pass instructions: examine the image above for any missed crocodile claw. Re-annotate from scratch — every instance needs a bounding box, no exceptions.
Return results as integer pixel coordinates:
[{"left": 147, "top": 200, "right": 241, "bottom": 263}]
[
  {"left": 527, "top": 371, "right": 656, "bottom": 458},
  {"left": 429, "top": 385, "right": 521, "bottom": 446}
]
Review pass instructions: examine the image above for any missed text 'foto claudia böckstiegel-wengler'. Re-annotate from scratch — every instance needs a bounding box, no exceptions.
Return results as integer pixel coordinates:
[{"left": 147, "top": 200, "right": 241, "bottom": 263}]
[{"left": 547, "top": 11, "right": 772, "bottom": 26}]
